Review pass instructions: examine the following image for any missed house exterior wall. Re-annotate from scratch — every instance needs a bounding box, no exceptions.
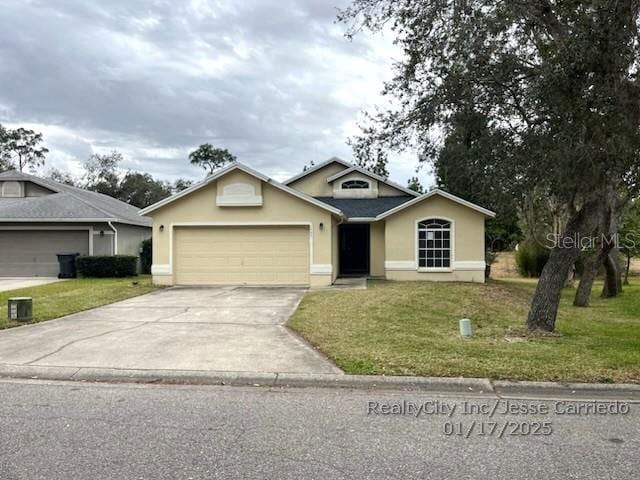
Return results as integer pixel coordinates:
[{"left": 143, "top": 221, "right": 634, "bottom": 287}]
[
  {"left": 378, "top": 182, "right": 410, "bottom": 197},
  {"left": 114, "top": 223, "right": 152, "bottom": 271},
  {"left": 369, "top": 220, "right": 385, "bottom": 277},
  {"left": 0, "top": 221, "right": 150, "bottom": 276},
  {"left": 148, "top": 170, "right": 335, "bottom": 286},
  {"left": 331, "top": 217, "right": 340, "bottom": 283},
  {"left": 24, "top": 182, "right": 55, "bottom": 197},
  {"left": 0, "top": 221, "right": 151, "bottom": 265},
  {"left": 92, "top": 229, "right": 114, "bottom": 256},
  {"left": 287, "top": 162, "right": 348, "bottom": 197},
  {"left": 384, "top": 195, "right": 486, "bottom": 283}
]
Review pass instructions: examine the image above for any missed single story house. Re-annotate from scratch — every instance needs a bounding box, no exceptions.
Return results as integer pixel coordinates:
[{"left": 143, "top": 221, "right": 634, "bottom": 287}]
[
  {"left": 140, "top": 157, "right": 495, "bottom": 287},
  {"left": 0, "top": 170, "right": 152, "bottom": 276}
]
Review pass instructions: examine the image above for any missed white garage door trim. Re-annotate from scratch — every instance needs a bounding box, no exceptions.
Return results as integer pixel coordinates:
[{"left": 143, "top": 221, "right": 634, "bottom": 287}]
[
  {"left": 154, "top": 222, "right": 318, "bottom": 276},
  {"left": 0, "top": 226, "right": 94, "bottom": 255}
]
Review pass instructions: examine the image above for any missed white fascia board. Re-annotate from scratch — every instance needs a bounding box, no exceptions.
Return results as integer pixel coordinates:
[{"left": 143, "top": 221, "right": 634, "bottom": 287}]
[
  {"left": 345, "top": 217, "right": 378, "bottom": 223},
  {"left": 139, "top": 161, "right": 344, "bottom": 218},
  {"left": 0, "top": 217, "right": 151, "bottom": 227},
  {"left": 325, "top": 166, "right": 359, "bottom": 183},
  {"left": 0, "top": 217, "right": 119, "bottom": 222},
  {"left": 282, "top": 157, "right": 352, "bottom": 185},
  {"left": 326, "top": 165, "right": 420, "bottom": 197},
  {"left": 375, "top": 189, "right": 496, "bottom": 220}
]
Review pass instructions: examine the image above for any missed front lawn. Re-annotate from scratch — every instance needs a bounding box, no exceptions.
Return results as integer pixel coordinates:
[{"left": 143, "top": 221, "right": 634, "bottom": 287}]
[
  {"left": 289, "top": 279, "right": 640, "bottom": 383},
  {"left": 0, "top": 277, "right": 157, "bottom": 329}
]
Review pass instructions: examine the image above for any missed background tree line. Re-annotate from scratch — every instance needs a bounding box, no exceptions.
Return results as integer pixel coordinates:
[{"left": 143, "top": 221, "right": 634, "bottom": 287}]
[{"left": 0, "top": 125, "right": 237, "bottom": 209}]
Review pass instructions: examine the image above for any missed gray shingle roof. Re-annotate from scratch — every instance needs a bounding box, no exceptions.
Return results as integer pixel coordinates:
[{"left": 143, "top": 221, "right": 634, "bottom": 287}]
[
  {"left": 314, "top": 196, "right": 413, "bottom": 218},
  {"left": 0, "top": 170, "right": 151, "bottom": 227}
]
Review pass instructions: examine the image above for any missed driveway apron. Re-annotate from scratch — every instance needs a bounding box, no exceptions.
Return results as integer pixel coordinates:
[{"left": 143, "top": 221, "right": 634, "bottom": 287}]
[{"left": 0, "top": 286, "right": 341, "bottom": 374}]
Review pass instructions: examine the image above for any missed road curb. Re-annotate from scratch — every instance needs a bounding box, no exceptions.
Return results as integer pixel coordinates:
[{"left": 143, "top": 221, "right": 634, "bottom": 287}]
[
  {"left": 1, "top": 364, "right": 638, "bottom": 399},
  {"left": 492, "top": 380, "right": 640, "bottom": 400},
  {"left": 275, "top": 372, "right": 493, "bottom": 393}
]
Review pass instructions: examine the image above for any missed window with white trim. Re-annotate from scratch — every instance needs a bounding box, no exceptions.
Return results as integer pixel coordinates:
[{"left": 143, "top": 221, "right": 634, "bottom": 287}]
[
  {"left": 418, "top": 219, "right": 451, "bottom": 268},
  {"left": 341, "top": 180, "right": 369, "bottom": 189}
]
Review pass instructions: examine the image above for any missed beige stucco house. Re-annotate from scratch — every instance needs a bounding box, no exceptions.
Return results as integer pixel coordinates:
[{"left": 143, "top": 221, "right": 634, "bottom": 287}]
[{"left": 140, "top": 157, "right": 495, "bottom": 287}]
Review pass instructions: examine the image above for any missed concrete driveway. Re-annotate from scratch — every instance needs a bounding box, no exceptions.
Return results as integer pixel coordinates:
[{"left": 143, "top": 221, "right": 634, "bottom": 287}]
[
  {"left": 0, "top": 287, "right": 341, "bottom": 374},
  {"left": 0, "top": 277, "right": 64, "bottom": 292}
]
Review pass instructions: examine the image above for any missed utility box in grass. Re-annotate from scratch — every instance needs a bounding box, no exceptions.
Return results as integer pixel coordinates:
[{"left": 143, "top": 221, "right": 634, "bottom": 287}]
[{"left": 8, "top": 297, "right": 33, "bottom": 322}]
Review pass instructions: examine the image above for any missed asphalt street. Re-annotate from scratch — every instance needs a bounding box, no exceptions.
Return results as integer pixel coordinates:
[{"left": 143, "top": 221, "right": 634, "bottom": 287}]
[{"left": 0, "top": 379, "right": 637, "bottom": 479}]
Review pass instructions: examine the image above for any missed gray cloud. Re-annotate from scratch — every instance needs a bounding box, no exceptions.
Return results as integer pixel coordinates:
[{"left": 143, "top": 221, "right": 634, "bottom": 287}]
[{"left": 0, "top": 0, "right": 430, "bottom": 185}]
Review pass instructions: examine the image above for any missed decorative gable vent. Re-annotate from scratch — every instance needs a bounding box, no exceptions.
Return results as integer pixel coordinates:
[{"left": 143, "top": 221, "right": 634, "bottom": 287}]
[
  {"left": 1, "top": 181, "right": 23, "bottom": 198},
  {"left": 216, "top": 182, "right": 263, "bottom": 206}
]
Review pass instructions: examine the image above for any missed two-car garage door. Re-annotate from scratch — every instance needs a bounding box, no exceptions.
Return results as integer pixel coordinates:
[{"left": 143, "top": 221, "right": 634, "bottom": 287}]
[
  {"left": 0, "top": 230, "right": 89, "bottom": 277},
  {"left": 173, "top": 226, "right": 310, "bottom": 285}
]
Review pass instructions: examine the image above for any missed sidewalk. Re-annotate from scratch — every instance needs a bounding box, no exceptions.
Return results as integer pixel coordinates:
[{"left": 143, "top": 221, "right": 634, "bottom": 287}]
[{"left": 1, "top": 363, "right": 638, "bottom": 400}]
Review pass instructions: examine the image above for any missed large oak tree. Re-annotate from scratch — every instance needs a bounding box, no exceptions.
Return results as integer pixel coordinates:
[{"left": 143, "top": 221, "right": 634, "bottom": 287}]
[
  {"left": 340, "top": 0, "right": 640, "bottom": 331},
  {"left": 189, "top": 144, "right": 236, "bottom": 175}
]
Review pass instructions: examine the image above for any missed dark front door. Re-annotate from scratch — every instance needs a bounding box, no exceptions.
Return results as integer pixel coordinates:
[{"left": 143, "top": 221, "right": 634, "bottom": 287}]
[{"left": 339, "top": 224, "right": 370, "bottom": 276}]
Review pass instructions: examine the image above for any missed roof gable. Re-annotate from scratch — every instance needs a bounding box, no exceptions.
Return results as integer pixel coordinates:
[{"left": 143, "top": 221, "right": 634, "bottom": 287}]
[
  {"left": 0, "top": 170, "right": 151, "bottom": 226},
  {"left": 139, "top": 162, "right": 344, "bottom": 217},
  {"left": 284, "top": 157, "right": 420, "bottom": 198},
  {"left": 0, "top": 170, "right": 62, "bottom": 194},
  {"left": 375, "top": 189, "right": 496, "bottom": 219},
  {"left": 325, "top": 166, "right": 419, "bottom": 197},
  {"left": 283, "top": 157, "right": 351, "bottom": 185}
]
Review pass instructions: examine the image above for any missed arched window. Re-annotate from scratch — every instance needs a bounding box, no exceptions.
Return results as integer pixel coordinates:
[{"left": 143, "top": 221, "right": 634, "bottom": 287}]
[
  {"left": 418, "top": 219, "right": 451, "bottom": 268},
  {"left": 341, "top": 180, "right": 369, "bottom": 189}
]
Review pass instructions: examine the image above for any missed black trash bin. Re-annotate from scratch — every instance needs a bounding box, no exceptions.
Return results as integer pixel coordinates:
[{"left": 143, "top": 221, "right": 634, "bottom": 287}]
[{"left": 56, "top": 253, "right": 80, "bottom": 279}]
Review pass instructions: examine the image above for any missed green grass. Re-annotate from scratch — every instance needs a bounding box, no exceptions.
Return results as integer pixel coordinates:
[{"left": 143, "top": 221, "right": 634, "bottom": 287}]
[
  {"left": 289, "top": 278, "right": 640, "bottom": 383},
  {"left": 0, "top": 276, "right": 158, "bottom": 329}
]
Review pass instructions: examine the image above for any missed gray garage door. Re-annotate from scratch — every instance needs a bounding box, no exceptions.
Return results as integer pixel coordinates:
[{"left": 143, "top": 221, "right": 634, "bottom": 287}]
[{"left": 0, "top": 230, "right": 90, "bottom": 277}]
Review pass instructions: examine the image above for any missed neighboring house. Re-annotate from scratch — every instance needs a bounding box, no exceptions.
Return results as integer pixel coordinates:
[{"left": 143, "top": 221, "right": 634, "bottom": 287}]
[
  {"left": 140, "top": 157, "right": 495, "bottom": 287},
  {"left": 0, "top": 170, "right": 152, "bottom": 276}
]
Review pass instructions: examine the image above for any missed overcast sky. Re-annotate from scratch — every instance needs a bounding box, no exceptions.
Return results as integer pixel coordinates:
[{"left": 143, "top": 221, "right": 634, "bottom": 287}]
[{"left": 0, "top": 0, "right": 430, "bottom": 186}]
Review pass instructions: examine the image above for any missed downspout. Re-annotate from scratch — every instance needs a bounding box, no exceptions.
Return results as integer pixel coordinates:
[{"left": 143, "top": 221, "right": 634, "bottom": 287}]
[{"left": 108, "top": 221, "right": 118, "bottom": 255}]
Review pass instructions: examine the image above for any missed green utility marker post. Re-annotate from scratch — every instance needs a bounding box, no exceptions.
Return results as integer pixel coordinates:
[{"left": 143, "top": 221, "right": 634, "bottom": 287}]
[{"left": 459, "top": 318, "right": 472, "bottom": 337}]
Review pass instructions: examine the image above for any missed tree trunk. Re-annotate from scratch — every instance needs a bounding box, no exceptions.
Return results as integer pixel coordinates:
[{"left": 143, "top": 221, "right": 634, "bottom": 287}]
[
  {"left": 564, "top": 265, "right": 575, "bottom": 288},
  {"left": 527, "top": 200, "right": 602, "bottom": 331},
  {"left": 527, "top": 245, "right": 582, "bottom": 331},
  {"left": 573, "top": 188, "right": 625, "bottom": 305},
  {"left": 574, "top": 252, "right": 602, "bottom": 307},
  {"left": 624, "top": 254, "right": 631, "bottom": 286},
  {"left": 574, "top": 234, "right": 616, "bottom": 306},
  {"left": 602, "top": 249, "right": 623, "bottom": 297}
]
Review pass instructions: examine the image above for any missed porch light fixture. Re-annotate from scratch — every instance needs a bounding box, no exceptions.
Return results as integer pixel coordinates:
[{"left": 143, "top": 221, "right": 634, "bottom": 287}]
[
  {"left": 319, "top": 222, "right": 324, "bottom": 231},
  {"left": 159, "top": 225, "right": 165, "bottom": 232}
]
